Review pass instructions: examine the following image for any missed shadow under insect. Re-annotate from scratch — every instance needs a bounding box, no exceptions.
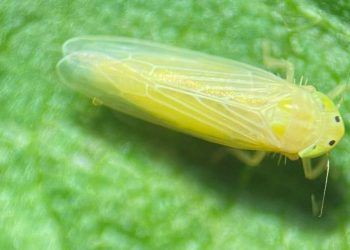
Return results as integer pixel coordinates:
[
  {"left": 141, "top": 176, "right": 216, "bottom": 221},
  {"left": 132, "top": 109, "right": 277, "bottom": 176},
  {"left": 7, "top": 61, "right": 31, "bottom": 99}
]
[{"left": 73, "top": 103, "right": 347, "bottom": 233}]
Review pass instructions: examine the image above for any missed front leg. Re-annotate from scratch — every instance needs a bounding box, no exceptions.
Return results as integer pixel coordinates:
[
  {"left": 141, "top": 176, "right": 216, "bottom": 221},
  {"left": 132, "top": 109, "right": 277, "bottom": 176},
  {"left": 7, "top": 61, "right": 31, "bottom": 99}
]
[{"left": 301, "top": 157, "right": 327, "bottom": 179}]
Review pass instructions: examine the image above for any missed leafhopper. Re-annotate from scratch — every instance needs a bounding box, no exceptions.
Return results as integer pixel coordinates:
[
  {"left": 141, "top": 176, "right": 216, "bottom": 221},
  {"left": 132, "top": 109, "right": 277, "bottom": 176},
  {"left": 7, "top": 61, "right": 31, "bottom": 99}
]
[{"left": 57, "top": 37, "right": 345, "bottom": 214}]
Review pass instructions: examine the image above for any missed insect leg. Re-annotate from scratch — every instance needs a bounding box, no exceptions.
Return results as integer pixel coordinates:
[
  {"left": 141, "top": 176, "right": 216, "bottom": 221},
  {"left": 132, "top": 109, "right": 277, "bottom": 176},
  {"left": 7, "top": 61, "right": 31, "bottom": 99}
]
[
  {"left": 301, "top": 157, "right": 327, "bottom": 179},
  {"left": 262, "top": 41, "right": 294, "bottom": 82},
  {"left": 230, "top": 149, "right": 266, "bottom": 167}
]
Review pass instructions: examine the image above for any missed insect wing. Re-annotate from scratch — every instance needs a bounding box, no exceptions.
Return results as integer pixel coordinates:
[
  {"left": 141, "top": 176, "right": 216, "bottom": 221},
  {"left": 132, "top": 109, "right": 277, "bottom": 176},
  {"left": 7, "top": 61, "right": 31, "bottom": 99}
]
[{"left": 58, "top": 37, "right": 293, "bottom": 150}]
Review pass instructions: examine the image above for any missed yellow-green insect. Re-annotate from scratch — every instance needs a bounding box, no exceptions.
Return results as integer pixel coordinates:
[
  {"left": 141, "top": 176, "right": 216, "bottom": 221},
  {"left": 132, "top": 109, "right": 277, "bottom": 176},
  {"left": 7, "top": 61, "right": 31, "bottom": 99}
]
[{"left": 57, "top": 36, "right": 345, "bottom": 183}]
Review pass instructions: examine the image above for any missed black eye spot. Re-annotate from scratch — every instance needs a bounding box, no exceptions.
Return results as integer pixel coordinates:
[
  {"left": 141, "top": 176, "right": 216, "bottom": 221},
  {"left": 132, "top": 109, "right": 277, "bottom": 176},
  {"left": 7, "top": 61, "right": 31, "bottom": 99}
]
[
  {"left": 329, "top": 140, "right": 336, "bottom": 146},
  {"left": 335, "top": 116, "right": 341, "bottom": 122}
]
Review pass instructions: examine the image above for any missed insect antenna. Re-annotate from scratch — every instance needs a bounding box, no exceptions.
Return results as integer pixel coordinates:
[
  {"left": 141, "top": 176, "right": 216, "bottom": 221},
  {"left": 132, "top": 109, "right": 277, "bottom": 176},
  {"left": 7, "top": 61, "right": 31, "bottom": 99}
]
[{"left": 318, "top": 158, "right": 330, "bottom": 217}]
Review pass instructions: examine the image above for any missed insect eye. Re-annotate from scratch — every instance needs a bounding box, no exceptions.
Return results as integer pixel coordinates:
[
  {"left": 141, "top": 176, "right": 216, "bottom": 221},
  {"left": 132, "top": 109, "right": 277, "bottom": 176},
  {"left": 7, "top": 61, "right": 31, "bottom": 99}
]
[
  {"left": 329, "top": 140, "right": 336, "bottom": 146},
  {"left": 335, "top": 116, "right": 340, "bottom": 123}
]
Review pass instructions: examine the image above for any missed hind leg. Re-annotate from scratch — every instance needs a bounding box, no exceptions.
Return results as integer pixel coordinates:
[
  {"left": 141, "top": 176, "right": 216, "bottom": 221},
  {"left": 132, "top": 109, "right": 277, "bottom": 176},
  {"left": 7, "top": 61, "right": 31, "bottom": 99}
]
[{"left": 230, "top": 149, "right": 266, "bottom": 167}]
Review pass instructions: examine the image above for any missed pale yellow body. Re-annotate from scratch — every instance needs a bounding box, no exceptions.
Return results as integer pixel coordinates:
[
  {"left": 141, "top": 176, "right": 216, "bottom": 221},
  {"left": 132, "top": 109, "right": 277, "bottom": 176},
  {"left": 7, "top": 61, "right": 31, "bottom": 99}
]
[{"left": 57, "top": 37, "right": 344, "bottom": 164}]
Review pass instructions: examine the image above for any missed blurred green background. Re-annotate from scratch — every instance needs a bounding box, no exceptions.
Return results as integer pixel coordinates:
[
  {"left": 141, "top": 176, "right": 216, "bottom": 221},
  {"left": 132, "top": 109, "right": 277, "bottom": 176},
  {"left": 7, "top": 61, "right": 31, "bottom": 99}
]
[{"left": 1, "top": 0, "right": 350, "bottom": 249}]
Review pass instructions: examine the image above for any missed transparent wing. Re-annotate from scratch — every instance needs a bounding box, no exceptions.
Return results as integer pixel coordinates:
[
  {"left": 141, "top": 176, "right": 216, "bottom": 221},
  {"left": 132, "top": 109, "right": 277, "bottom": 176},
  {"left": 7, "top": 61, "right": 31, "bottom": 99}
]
[{"left": 58, "top": 36, "right": 296, "bottom": 151}]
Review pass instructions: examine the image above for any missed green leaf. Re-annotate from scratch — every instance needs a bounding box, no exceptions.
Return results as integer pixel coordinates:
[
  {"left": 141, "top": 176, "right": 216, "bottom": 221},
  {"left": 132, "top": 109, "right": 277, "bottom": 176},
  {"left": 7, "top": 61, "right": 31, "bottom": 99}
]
[{"left": 1, "top": 0, "right": 350, "bottom": 249}]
